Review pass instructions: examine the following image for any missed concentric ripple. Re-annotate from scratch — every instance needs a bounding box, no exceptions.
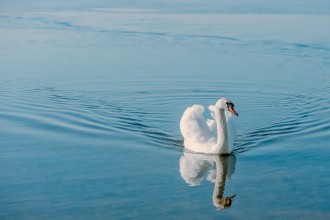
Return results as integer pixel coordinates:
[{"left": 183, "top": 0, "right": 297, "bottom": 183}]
[{"left": 1, "top": 74, "right": 328, "bottom": 154}]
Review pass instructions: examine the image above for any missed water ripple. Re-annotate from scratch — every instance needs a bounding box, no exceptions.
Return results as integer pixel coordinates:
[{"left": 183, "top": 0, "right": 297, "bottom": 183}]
[{"left": 1, "top": 72, "right": 329, "bottom": 154}]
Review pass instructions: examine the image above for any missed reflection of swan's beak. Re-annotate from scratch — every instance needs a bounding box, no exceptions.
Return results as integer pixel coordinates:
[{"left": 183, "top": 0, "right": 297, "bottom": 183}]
[
  {"left": 229, "top": 105, "right": 238, "bottom": 116},
  {"left": 216, "top": 194, "right": 237, "bottom": 210}
]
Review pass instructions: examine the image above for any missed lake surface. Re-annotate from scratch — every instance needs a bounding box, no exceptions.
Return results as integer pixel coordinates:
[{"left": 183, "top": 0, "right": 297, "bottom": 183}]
[{"left": 1, "top": 1, "right": 330, "bottom": 219}]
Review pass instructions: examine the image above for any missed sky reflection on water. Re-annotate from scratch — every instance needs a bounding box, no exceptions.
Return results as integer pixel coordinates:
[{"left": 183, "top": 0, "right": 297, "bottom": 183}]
[{"left": 1, "top": 0, "right": 330, "bottom": 219}]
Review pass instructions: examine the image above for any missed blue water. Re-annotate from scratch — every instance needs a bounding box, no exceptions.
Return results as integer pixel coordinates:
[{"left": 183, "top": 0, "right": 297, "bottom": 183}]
[{"left": 1, "top": 1, "right": 330, "bottom": 219}]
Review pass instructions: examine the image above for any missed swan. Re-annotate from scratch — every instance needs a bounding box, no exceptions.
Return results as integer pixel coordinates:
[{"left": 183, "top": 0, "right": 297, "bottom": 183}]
[{"left": 180, "top": 98, "right": 238, "bottom": 154}]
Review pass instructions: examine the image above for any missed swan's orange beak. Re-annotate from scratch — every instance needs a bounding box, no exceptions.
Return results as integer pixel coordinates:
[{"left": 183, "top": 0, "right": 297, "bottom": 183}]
[{"left": 228, "top": 105, "right": 238, "bottom": 116}]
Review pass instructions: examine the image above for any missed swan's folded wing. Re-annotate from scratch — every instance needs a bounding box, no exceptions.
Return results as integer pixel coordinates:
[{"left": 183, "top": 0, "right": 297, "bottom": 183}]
[
  {"left": 208, "top": 105, "right": 215, "bottom": 119},
  {"left": 206, "top": 119, "right": 216, "bottom": 137},
  {"left": 180, "top": 104, "right": 212, "bottom": 143}
]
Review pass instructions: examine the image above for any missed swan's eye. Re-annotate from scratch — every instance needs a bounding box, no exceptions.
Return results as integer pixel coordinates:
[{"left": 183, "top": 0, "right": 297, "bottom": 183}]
[{"left": 226, "top": 102, "right": 234, "bottom": 108}]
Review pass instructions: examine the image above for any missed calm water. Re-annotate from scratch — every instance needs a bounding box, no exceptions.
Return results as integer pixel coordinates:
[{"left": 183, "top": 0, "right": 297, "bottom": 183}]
[{"left": 1, "top": 1, "right": 330, "bottom": 219}]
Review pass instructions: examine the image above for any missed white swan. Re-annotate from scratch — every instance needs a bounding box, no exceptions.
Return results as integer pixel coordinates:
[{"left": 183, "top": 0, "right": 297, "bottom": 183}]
[{"left": 180, "top": 98, "right": 238, "bottom": 154}]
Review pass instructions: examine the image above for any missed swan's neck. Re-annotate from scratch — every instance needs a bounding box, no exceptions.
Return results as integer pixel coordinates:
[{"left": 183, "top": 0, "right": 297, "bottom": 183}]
[{"left": 214, "top": 109, "right": 228, "bottom": 152}]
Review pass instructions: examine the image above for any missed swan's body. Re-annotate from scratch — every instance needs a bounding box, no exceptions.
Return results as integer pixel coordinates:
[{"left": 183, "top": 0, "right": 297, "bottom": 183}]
[{"left": 180, "top": 98, "right": 238, "bottom": 154}]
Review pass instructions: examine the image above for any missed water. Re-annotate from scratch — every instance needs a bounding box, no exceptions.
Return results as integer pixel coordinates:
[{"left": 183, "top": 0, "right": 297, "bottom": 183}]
[{"left": 1, "top": 1, "right": 330, "bottom": 219}]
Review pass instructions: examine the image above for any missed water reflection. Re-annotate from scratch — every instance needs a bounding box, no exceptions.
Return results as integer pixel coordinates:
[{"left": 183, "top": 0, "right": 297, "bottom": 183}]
[{"left": 179, "top": 153, "right": 237, "bottom": 209}]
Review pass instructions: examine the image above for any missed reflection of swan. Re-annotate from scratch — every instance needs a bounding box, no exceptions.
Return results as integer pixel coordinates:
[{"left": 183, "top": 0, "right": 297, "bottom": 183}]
[
  {"left": 180, "top": 98, "right": 238, "bottom": 154},
  {"left": 179, "top": 152, "right": 236, "bottom": 209}
]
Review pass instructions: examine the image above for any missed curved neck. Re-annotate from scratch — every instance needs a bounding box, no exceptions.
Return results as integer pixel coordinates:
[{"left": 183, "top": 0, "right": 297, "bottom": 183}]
[{"left": 215, "top": 109, "right": 228, "bottom": 150}]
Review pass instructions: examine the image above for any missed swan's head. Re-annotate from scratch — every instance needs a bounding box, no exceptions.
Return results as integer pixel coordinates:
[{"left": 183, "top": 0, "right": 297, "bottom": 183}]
[{"left": 215, "top": 98, "right": 238, "bottom": 116}]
